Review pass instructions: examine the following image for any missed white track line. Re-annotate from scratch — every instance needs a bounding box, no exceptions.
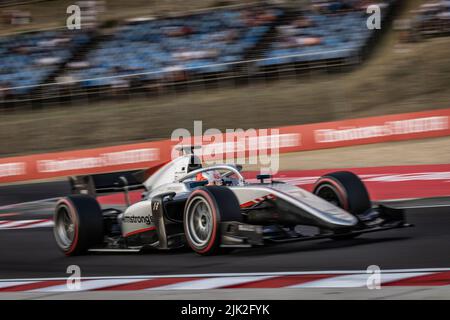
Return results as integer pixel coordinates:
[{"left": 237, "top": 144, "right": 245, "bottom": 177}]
[
  {"left": 0, "top": 219, "right": 53, "bottom": 230},
  {"left": 2, "top": 268, "right": 450, "bottom": 283},
  {"left": 0, "top": 220, "right": 37, "bottom": 229},
  {"left": 149, "top": 276, "right": 275, "bottom": 290},
  {"left": 0, "top": 198, "right": 59, "bottom": 211},
  {"left": 18, "top": 220, "right": 54, "bottom": 229},
  {"left": 1, "top": 272, "right": 441, "bottom": 291},
  {"left": 31, "top": 279, "right": 146, "bottom": 292},
  {"left": 0, "top": 281, "right": 36, "bottom": 289},
  {"left": 289, "top": 272, "right": 431, "bottom": 288}
]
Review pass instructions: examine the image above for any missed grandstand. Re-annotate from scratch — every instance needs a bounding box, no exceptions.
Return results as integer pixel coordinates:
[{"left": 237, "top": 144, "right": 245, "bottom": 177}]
[
  {"left": 257, "top": 1, "right": 397, "bottom": 68},
  {"left": 0, "top": 0, "right": 449, "bottom": 156},
  {"left": 0, "top": 29, "right": 90, "bottom": 94},
  {"left": 63, "top": 7, "right": 283, "bottom": 88},
  {"left": 412, "top": 0, "right": 450, "bottom": 37},
  {"left": 0, "top": 0, "right": 402, "bottom": 105}
]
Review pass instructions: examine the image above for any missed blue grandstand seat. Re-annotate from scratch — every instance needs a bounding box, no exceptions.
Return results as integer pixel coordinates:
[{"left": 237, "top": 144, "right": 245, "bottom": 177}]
[
  {"left": 0, "top": 30, "right": 90, "bottom": 94},
  {"left": 63, "top": 7, "right": 282, "bottom": 88},
  {"left": 257, "top": 2, "right": 393, "bottom": 67}
]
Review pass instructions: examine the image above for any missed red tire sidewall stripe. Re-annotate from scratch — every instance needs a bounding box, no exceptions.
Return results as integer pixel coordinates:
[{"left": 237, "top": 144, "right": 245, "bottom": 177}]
[
  {"left": 315, "top": 177, "right": 349, "bottom": 211},
  {"left": 56, "top": 198, "right": 79, "bottom": 256},
  {"left": 186, "top": 189, "right": 219, "bottom": 254}
]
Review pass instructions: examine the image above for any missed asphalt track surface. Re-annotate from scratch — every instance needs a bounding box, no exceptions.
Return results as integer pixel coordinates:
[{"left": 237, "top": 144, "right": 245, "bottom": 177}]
[{"left": 1, "top": 181, "right": 450, "bottom": 280}]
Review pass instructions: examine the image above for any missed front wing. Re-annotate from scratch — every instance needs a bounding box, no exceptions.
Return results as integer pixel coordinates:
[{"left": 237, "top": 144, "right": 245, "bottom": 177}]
[{"left": 218, "top": 205, "right": 412, "bottom": 248}]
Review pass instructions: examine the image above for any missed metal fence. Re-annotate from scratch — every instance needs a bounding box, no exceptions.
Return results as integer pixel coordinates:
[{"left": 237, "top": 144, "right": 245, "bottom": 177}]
[{"left": 0, "top": 0, "right": 402, "bottom": 109}]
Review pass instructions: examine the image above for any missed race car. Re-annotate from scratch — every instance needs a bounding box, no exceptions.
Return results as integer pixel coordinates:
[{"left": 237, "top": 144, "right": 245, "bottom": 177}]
[{"left": 53, "top": 147, "right": 411, "bottom": 256}]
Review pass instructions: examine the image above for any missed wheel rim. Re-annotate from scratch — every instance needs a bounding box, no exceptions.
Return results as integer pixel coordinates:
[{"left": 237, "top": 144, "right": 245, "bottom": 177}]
[
  {"left": 55, "top": 206, "right": 75, "bottom": 250},
  {"left": 186, "top": 196, "right": 214, "bottom": 247},
  {"left": 315, "top": 184, "right": 342, "bottom": 208}
]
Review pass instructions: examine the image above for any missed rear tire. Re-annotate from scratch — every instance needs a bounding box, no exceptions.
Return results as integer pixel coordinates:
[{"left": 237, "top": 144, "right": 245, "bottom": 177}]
[
  {"left": 184, "top": 186, "right": 242, "bottom": 255},
  {"left": 313, "top": 171, "right": 371, "bottom": 240},
  {"left": 54, "top": 195, "right": 104, "bottom": 256}
]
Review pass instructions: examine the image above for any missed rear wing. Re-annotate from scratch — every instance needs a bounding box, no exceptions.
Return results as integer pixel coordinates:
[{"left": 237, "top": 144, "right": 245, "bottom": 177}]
[{"left": 69, "top": 170, "right": 145, "bottom": 197}]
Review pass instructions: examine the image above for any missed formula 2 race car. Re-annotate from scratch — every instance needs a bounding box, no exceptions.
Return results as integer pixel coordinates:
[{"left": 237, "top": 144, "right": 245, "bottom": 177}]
[{"left": 54, "top": 148, "right": 411, "bottom": 256}]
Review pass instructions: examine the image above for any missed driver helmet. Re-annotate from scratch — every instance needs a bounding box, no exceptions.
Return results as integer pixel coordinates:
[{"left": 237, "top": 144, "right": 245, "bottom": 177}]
[{"left": 195, "top": 170, "right": 222, "bottom": 185}]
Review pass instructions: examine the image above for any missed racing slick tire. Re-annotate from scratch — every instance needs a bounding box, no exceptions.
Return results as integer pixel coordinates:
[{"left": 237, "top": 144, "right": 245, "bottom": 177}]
[
  {"left": 183, "top": 186, "right": 242, "bottom": 256},
  {"left": 54, "top": 194, "right": 104, "bottom": 256},
  {"left": 313, "top": 171, "right": 371, "bottom": 240}
]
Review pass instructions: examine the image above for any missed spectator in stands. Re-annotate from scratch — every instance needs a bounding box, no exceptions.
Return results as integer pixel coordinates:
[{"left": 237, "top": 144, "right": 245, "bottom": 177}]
[
  {"left": 163, "top": 25, "right": 195, "bottom": 37},
  {"left": 0, "top": 29, "right": 90, "bottom": 95},
  {"left": 0, "top": 82, "right": 11, "bottom": 100},
  {"left": 1, "top": 9, "right": 31, "bottom": 26},
  {"left": 57, "top": 6, "right": 282, "bottom": 90},
  {"left": 409, "top": 0, "right": 450, "bottom": 40}
]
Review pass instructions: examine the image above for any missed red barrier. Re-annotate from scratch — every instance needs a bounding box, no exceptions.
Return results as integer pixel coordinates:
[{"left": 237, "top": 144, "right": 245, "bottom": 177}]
[
  {"left": 275, "top": 108, "right": 450, "bottom": 152},
  {"left": 1, "top": 108, "right": 449, "bottom": 184}
]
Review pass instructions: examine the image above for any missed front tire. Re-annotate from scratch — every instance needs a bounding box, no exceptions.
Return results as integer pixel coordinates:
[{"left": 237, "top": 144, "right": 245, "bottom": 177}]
[
  {"left": 313, "top": 171, "right": 371, "bottom": 240},
  {"left": 54, "top": 195, "right": 104, "bottom": 256},
  {"left": 184, "top": 186, "right": 242, "bottom": 255}
]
